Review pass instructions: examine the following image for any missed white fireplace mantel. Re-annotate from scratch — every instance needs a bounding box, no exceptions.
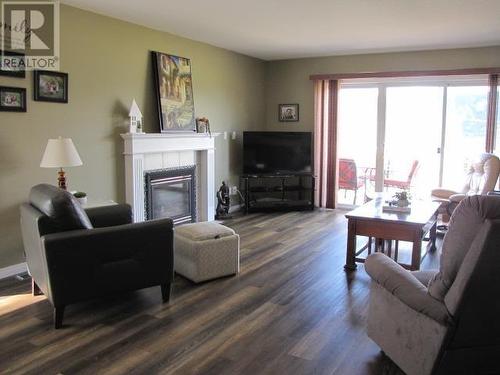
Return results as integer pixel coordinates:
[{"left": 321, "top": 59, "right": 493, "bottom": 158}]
[{"left": 121, "top": 132, "right": 220, "bottom": 223}]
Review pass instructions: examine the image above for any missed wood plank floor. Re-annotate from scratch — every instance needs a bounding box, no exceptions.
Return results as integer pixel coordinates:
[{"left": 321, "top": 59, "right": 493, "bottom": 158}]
[{"left": 0, "top": 209, "right": 441, "bottom": 375}]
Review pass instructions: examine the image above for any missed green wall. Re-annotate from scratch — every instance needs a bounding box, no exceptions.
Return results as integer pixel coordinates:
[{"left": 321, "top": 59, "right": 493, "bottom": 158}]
[
  {"left": 1, "top": 3, "right": 500, "bottom": 270},
  {"left": 265, "top": 46, "right": 500, "bottom": 132},
  {"left": 0, "top": 5, "right": 266, "bottom": 268}
]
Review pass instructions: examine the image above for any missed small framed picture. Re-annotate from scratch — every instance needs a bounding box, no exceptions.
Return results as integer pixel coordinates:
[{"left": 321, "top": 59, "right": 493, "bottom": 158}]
[
  {"left": 0, "top": 86, "right": 27, "bottom": 112},
  {"left": 0, "top": 51, "right": 26, "bottom": 78},
  {"left": 34, "top": 70, "right": 68, "bottom": 103},
  {"left": 279, "top": 103, "right": 299, "bottom": 122},
  {"left": 196, "top": 117, "right": 210, "bottom": 134}
]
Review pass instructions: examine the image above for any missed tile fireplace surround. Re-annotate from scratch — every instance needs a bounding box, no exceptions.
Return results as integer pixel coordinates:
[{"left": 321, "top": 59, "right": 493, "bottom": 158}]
[{"left": 121, "top": 132, "right": 219, "bottom": 223}]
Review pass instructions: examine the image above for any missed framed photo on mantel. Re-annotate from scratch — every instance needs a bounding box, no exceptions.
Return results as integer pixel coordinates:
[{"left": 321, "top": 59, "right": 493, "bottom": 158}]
[{"left": 152, "top": 51, "right": 196, "bottom": 132}]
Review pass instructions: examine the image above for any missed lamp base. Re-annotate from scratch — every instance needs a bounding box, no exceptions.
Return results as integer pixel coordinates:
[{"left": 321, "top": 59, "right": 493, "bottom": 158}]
[{"left": 58, "top": 168, "right": 67, "bottom": 190}]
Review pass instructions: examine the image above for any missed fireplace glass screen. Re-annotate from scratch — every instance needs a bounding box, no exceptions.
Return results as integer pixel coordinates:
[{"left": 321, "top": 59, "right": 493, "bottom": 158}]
[{"left": 145, "top": 166, "right": 196, "bottom": 225}]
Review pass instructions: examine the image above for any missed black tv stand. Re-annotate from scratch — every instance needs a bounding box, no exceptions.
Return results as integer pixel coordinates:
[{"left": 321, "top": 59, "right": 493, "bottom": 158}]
[{"left": 240, "top": 174, "right": 315, "bottom": 213}]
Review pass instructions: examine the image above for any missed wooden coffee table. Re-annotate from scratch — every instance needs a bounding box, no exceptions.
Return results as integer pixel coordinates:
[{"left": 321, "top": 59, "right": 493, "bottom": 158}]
[{"left": 344, "top": 195, "right": 440, "bottom": 271}]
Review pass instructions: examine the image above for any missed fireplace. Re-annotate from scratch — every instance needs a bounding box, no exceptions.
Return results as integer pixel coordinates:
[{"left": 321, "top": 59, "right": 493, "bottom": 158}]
[
  {"left": 145, "top": 166, "right": 196, "bottom": 225},
  {"left": 122, "top": 133, "right": 217, "bottom": 222}
]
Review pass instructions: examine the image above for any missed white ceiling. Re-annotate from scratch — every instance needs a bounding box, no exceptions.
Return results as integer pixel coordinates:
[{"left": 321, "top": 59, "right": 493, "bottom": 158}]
[{"left": 61, "top": 0, "right": 500, "bottom": 61}]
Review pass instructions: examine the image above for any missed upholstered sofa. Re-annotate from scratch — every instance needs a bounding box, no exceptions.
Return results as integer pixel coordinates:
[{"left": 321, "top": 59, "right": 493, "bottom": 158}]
[
  {"left": 20, "top": 184, "right": 174, "bottom": 328},
  {"left": 365, "top": 195, "right": 500, "bottom": 375}
]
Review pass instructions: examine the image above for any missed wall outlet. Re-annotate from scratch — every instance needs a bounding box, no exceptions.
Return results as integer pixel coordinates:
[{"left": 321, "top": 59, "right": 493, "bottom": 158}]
[{"left": 230, "top": 186, "right": 238, "bottom": 195}]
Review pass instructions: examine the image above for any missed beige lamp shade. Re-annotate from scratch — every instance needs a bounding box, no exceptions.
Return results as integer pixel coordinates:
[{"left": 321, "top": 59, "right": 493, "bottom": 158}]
[{"left": 40, "top": 137, "right": 83, "bottom": 168}]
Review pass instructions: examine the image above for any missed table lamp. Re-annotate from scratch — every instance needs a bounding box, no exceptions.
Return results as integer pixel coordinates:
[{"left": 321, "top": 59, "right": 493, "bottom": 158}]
[{"left": 40, "top": 137, "right": 83, "bottom": 190}]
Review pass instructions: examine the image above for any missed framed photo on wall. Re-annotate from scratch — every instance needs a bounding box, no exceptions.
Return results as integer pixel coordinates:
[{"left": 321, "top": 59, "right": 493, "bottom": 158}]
[
  {"left": 152, "top": 51, "right": 196, "bottom": 132},
  {"left": 34, "top": 70, "right": 68, "bottom": 103},
  {"left": 279, "top": 103, "right": 299, "bottom": 122},
  {"left": 0, "top": 86, "right": 26, "bottom": 112},
  {"left": 0, "top": 50, "right": 26, "bottom": 78}
]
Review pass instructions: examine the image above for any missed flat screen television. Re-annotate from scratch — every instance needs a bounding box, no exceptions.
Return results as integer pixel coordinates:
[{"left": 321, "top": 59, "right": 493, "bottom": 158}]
[{"left": 243, "top": 131, "right": 312, "bottom": 175}]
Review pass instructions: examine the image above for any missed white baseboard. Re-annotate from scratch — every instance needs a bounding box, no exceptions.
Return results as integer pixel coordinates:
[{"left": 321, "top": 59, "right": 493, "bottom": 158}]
[{"left": 0, "top": 262, "right": 27, "bottom": 280}]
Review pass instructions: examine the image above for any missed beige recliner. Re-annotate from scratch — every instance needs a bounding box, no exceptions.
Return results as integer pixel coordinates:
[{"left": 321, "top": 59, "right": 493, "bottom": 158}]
[
  {"left": 365, "top": 195, "right": 500, "bottom": 375},
  {"left": 432, "top": 153, "right": 500, "bottom": 216}
]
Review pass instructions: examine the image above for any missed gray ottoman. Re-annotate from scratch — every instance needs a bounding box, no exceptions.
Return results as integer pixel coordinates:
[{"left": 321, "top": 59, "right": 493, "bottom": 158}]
[{"left": 174, "top": 221, "right": 240, "bottom": 283}]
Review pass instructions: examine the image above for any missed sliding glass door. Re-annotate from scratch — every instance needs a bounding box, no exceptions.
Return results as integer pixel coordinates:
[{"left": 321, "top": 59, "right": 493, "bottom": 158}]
[
  {"left": 337, "top": 88, "right": 378, "bottom": 205},
  {"left": 337, "top": 77, "right": 490, "bottom": 207},
  {"left": 384, "top": 87, "right": 443, "bottom": 198},
  {"left": 442, "top": 86, "right": 489, "bottom": 188}
]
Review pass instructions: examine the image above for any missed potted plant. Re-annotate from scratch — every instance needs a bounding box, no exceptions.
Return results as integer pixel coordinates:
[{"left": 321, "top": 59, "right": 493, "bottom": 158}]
[
  {"left": 73, "top": 191, "right": 87, "bottom": 205},
  {"left": 393, "top": 191, "right": 411, "bottom": 207}
]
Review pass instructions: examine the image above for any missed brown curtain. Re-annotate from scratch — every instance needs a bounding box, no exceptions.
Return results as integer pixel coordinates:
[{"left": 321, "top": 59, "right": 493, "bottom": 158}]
[
  {"left": 486, "top": 74, "right": 498, "bottom": 153},
  {"left": 313, "top": 79, "right": 338, "bottom": 208}
]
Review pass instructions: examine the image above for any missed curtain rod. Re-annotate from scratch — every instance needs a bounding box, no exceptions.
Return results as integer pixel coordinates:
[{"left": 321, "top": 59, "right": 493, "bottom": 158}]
[{"left": 309, "top": 67, "right": 500, "bottom": 81}]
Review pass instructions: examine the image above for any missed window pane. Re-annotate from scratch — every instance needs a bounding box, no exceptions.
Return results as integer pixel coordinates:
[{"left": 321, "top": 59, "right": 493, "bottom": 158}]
[
  {"left": 385, "top": 86, "right": 443, "bottom": 198},
  {"left": 442, "top": 86, "right": 488, "bottom": 189},
  {"left": 337, "top": 88, "right": 378, "bottom": 205}
]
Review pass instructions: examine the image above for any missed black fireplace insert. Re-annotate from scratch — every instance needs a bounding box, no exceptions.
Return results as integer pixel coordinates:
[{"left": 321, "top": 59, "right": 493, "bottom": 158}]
[{"left": 145, "top": 165, "right": 196, "bottom": 225}]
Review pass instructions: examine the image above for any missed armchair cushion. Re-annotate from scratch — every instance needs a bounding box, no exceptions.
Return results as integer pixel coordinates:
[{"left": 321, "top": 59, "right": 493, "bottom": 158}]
[
  {"left": 449, "top": 193, "right": 466, "bottom": 203},
  {"left": 411, "top": 270, "right": 438, "bottom": 286},
  {"left": 431, "top": 188, "right": 458, "bottom": 200},
  {"left": 428, "top": 196, "right": 500, "bottom": 301},
  {"left": 463, "top": 153, "right": 500, "bottom": 195},
  {"left": 29, "top": 184, "right": 92, "bottom": 232},
  {"left": 365, "top": 253, "right": 451, "bottom": 325},
  {"left": 41, "top": 218, "right": 174, "bottom": 306},
  {"left": 85, "top": 204, "right": 133, "bottom": 228}
]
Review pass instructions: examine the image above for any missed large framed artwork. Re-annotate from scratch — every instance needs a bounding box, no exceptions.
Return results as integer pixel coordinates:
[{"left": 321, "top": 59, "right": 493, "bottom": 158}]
[{"left": 152, "top": 51, "right": 196, "bottom": 132}]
